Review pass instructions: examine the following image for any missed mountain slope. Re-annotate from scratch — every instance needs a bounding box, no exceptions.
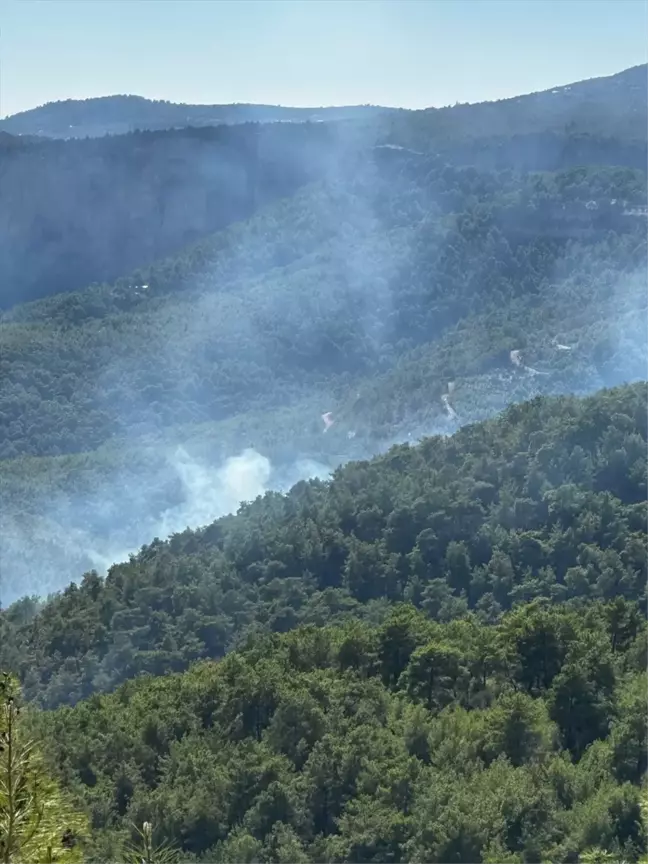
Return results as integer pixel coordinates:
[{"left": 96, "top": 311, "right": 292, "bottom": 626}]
[
  {"left": 386, "top": 64, "right": 648, "bottom": 147},
  {"left": 0, "top": 63, "right": 646, "bottom": 613},
  {"left": 2, "top": 383, "right": 645, "bottom": 707},
  {"left": 1, "top": 66, "right": 646, "bottom": 864},
  {"left": 0, "top": 151, "right": 645, "bottom": 605},
  {"left": 1, "top": 65, "right": 644, "bottom": 142},
  {"left": 2, "top": 158, "right": 645, "bottom": 458},
  {"left": 0, "top": 121, "right": 358, "bottom": 308}
]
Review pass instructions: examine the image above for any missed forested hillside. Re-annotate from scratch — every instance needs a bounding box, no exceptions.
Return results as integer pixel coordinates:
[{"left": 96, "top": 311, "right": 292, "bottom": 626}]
[
  {"left": 1, "top": 64, "right": 645, "bottom": 311},
  {"left": 0, "top": 121, "right": 354, "bottom": 308},
  {"left": 2, "top": 383, "right": 645, "bottom": 709},
  {"left": 0, "top": 65, "right": 646, "bottom": 673},
  {"left": 388, "top": 64, "right": 648, "bottom": 147},
  {"left": 15, "top": 599, "right": 644, "bottom": 863},
  {"left": 1, "top": 145, "right": 646, "bottom": 603},
  {"left": 2, "top": 381, "right": 647, "bottom": 861},
  {"left": 4, "top": 158, "right": 645, "bottom": 460}
]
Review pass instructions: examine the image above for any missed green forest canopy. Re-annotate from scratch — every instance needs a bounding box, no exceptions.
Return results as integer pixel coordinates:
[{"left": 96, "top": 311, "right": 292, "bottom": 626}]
[
  {"left": 4, "top": 381, "right": 645, "bottom": 861},
  {"left": 18, "top": 598, "right": 648, "bottom": 862}
]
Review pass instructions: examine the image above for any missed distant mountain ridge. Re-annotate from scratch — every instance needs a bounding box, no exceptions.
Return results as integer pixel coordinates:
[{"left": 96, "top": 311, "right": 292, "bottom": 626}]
[
  {"left": 382, "top": 64, "right": 647, "bottom": 149},
  {"left": 0, "top": 64, "right": 644, "bottom": 140},
  {"left": 0, "top": 95, "right": 397, "bottom": 139},
  {"left": 0, "top": 63, "right": 645, "bottom": 310}
]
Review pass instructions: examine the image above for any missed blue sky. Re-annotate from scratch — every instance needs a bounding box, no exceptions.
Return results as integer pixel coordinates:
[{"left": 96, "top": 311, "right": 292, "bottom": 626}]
[{"left": 1, "top": 0, "right": 646, "bottom": 117}]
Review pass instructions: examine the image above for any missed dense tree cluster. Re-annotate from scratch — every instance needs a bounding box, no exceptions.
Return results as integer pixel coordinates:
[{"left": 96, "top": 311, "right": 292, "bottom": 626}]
[
  {"left": 0, "top": 673, "right": 89, "bottom": 862},
  {"left": 24, "top": 600, "right": 648, "bottom": 862}
]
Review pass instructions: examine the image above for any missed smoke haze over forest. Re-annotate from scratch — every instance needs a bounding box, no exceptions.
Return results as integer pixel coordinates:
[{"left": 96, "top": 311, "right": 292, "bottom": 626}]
[
  {"left": 0, "top": 64, "right": 646, "bottom": 610},
  {"left": 0, "top": 7, "right": 647, "bottom": 860}
]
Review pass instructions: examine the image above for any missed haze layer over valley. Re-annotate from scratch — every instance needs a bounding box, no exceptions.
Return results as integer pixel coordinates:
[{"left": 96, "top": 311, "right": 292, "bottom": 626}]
[{"left": 0, "top": 65, "right": 646, "bottom": 607}]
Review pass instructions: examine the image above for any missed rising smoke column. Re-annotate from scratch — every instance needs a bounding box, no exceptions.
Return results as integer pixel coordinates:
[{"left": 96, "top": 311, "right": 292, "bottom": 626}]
[{"left": 441, "top": 380, "right": 459, "bottom": 421}]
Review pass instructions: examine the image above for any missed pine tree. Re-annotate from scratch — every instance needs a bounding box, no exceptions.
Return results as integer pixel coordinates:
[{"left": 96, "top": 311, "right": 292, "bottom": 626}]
[
  {"left": 124, "top": 821, "right": 178, "bottom": 864},
  {"left": 0, "top": 673, "right": 88, "bottom": 863}
]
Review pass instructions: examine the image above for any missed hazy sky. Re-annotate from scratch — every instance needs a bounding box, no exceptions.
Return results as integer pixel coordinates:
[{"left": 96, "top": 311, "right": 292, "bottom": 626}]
[{"left": 1, "top": 0, "right": 646, "bottom": 117}]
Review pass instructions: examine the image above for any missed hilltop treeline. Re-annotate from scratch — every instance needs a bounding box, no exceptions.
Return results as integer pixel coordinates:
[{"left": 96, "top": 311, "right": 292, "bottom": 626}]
[{"left": 0, "top": 95, "right": 389, "bottom": 139}]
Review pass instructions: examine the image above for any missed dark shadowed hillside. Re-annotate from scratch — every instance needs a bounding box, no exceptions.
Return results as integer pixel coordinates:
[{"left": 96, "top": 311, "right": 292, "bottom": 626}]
[{"left": 0, "top": 121, "right": 359, "bottom": 308}]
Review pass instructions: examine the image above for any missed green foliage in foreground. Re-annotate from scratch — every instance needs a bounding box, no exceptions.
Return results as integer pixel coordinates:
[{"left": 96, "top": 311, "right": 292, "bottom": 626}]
[
  {"left": 0, "top": 675, "right": 168, "bottom": 863},
  {"left": 0, "top": 674, "right": 89, "bottom": 862},
  {"left": 27, "top": 601, "right": 647, "bottom": 863},
  {"left": 1, "top": 383, "right": 646, "bottom": 710}
]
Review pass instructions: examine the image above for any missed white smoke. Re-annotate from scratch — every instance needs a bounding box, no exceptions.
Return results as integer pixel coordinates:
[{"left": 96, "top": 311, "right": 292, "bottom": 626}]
[
  {"left": 157, "top": 446, "right": 272, "bottom": 537},
  {"left": 0, "top": 446, "right": 330, "bottom": 608}
]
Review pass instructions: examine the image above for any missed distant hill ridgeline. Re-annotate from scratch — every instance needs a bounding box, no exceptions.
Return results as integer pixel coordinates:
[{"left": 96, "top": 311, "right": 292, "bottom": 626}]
[
  {"left": 0, "top": 64, "right": 645, "bottom": 310},
  {"left": 1, "top": 64, "right": 645, "bottom": 141},
  {"left": 0, "top": 95, "right": 395, "bottom": 139}
]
